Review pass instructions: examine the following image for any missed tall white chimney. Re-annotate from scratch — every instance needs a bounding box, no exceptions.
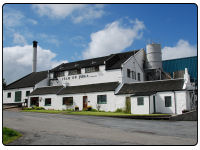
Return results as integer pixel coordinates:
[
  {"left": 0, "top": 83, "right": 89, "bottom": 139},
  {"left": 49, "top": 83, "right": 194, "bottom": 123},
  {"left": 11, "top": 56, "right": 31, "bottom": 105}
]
[{"left": 32, "top": 41, "right": 38, "bottom": 72}]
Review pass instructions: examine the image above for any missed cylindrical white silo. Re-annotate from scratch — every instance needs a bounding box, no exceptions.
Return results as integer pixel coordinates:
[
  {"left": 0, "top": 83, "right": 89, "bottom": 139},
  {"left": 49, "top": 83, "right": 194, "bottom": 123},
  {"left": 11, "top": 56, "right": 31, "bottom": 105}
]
[{"left": 146, "top": 43, "right": 162, "bottom": 69}]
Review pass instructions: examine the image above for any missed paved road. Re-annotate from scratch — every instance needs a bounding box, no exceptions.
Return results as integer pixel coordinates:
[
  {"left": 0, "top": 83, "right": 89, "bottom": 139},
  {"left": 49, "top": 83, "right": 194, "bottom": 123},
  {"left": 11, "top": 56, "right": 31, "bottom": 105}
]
[{"left": 3, "top": 110, "right": 197, "bottom": 145}]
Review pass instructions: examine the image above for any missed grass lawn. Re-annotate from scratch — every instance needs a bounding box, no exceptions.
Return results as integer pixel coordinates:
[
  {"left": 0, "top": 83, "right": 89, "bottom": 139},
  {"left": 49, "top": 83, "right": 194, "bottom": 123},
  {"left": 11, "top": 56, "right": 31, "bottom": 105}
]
[
  {"left": 3, "top": 127, "right": 22, "bottom": 145},
  {"left": 21, "top": 109, "right": 170, "bottom": 117}
]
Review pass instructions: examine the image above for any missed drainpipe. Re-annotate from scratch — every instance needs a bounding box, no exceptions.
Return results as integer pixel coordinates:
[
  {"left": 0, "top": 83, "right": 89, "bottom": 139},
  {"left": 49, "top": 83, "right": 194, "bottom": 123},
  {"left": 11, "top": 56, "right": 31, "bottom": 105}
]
[
  {"left": 173, "top": 91, "right": 177, "bottom": 114},
  {"left": 149, "top": 95, "right": 150, "bottom": 114}
]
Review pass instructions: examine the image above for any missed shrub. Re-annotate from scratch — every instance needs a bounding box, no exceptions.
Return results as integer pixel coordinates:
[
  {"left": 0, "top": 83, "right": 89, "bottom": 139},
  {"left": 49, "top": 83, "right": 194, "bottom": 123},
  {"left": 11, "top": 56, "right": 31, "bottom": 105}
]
[
  {"left": 115, "top": 108, "right": 123, "bottom": 113},
  {"left": 32, "top": 106, "right": 45, "bottom": 110},
  {"left": 87, "top": 106, "right": 92, "bottom": 111},
  {"left": 75, "top": 106, "right": 79, "bottom": 111},
  {"left": 66, "top": 108, "right": 74, "bottom": 112},
  {"left": 91, "top": 109, "right": 98, "bottom": 112},
  {"left": 23, "top": 107, "right": 32, "bottom": 110}
]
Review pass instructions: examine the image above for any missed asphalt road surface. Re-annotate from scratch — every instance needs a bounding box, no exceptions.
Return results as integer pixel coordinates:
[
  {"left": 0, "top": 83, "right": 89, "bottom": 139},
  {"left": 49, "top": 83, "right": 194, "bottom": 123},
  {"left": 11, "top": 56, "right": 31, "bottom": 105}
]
[{"left": 3, "top": 110, "right": 197, "bottom": 145}]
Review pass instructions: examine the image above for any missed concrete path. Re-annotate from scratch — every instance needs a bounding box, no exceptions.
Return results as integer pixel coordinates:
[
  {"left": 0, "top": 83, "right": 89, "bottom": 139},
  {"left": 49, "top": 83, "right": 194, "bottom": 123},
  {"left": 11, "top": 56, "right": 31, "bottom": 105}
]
[{"left": 3, "top": 110, "right": 197, "bottom": 145}]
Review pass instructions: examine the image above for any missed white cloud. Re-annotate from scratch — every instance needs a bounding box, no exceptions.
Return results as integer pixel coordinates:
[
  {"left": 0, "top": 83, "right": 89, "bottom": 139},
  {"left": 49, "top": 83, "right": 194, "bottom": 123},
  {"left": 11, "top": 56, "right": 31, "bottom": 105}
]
[
  {"left": 13, "top": 33, "right": 27, "bottom": 45},
  {"left": 32, "top": 4, "right": 85, "bottom": 19},
  {"left": 32, "top": 4, "right": 105, "bottom": 23},
  {"left": 162, "top": 39, "right": 197, "bottom": 60},
  {"left": 28, "top": 18, "right": 38, "bottom": 25},
  {"left": 83, "top": 19, "right": 145, "bottom": 59},
  {"left": 71, "top": 5, "right": 105, "bottom": 23},
  {"left": 3, "top": 9, "right": 24, "bottom": 28},
  {"left": 3, "top": 45, "right": 67, "bottom": 84}
]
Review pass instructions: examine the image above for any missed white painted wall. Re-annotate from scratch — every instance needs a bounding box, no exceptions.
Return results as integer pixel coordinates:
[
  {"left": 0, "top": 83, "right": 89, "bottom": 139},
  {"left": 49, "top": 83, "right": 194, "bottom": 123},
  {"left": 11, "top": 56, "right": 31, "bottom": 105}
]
[
  {"left": 3, "top": 87, "right": 33, "bottom": 104},
  {"left": 28, "top": 91, "right": 126, "bottom": 112},
  {"left": 131, "top": 96, "right": 150, "bottom": 114},
  {"left": 149, "top": 95, "right": 154, "bottom": 114},
  {"left": 175, "top": 91, "right": 191, "bottom": 114},
  {"left": 35, "top": 77, "right": 49, "bottom": 89},
  {"left": 50, "top": 65, "right": 122, "bottom": 86},
  {"left": 154, "top": 92, "right": 175, "bottom": 114},
  {"left": 122, "top": 49, "right": 145, "bottom": 83}
]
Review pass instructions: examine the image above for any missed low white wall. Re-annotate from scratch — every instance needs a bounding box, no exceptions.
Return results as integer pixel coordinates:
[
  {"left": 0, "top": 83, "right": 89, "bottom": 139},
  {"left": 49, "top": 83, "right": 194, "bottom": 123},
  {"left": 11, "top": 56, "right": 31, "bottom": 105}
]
[
  {"left": 3, "top": 87, "right": 33, "bottom": 104},
  {"left": 131, "top": 96, "right": 150, "bottom": 114}
]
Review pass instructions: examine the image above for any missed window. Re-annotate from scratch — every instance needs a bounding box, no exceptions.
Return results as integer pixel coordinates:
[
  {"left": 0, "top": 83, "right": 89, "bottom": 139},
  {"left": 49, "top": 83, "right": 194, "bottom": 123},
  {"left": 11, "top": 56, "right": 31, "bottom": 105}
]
[
  {"left": 138, "top": 73, "right": 141, "bottom": 81},
  {"left": 7, "top": 92, "right": 11, "bottom": 98},
  {"left": 132, "top": 71, "right": 136, "bottom": 79},
  {"left": 26, "top": 91, "right": 30, "bottom": 96},
  {"left": 97, "top": 95, "right": 107, "bottom": 104},
  {"left": 85, "top": 66, "right": 99, "bottom": 73},
  {"left": 54, "top": 72, "right": 65, "bottom": 78},
  {"left": 68, "top": 69, "right": 81, "bottom": 76},
  {"left": 45, "top": 98, "right": 51, "bottom": 106},
  {"left": 137, "top": 97, "right": 144, "bottom": 105},
  {"left": 15, "top": 91, "right": 21, "bottom": 102},
  {"left": 63, "top": 97, "right": 73, "bottom": 105},
  {"left": 165, "top": 96, "right": 172, "bottom": 107},
  {"left": 127, "top": 69, "right": 131, "bottom": 78}
]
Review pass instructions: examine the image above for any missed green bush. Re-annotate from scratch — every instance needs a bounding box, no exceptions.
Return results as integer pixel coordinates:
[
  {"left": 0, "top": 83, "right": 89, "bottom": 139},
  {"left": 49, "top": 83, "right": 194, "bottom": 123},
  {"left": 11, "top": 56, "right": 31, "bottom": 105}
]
[
  {"left": 115, "top": 108, "right": 123, "bottom": 113},
  {"left": 87, "top": 106, "right": 92, "bottom": 111},
  {"left": 66, "top": 108, "right": 74, "bottom": 112},
  {"left": 32, "top": 106, "right": 45, "bottom": 110},
  {"left": 91, "top": 109, "right": 98, "bottom": 112}
]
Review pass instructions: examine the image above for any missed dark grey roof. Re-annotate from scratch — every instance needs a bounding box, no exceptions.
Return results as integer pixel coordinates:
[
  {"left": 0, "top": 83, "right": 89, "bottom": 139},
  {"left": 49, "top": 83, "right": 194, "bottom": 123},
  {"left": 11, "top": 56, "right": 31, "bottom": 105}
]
[
  {"left": 58, "top": 82, "right": 119, "bottom": 95},
  {"left": 29, "top": 86, "right": 63, "bottom": 96},
  {"left": 50, "top": 50, "right": 139, "bottom": 72},
  {"left": 117, "top": 79, "right": 185, "bottom": 95},
  {"left": 29, "top": 82, "right": 119, "bottom": 96},
  {"left": 4, "top": 71, "right": 48, "bottom": 90}
]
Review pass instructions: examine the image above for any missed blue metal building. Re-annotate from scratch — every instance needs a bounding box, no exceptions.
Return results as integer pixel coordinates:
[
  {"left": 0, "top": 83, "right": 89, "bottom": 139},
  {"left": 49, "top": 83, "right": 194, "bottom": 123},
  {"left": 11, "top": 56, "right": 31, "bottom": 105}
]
[{"left": 162, "top": 56, "right": 197, "bottom": 81}]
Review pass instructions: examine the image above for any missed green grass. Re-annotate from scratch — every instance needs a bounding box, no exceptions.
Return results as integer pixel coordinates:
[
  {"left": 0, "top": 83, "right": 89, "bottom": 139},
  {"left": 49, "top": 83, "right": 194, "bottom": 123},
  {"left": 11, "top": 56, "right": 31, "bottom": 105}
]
[
  {"left": 3, "top": 127, "right": 22, "bottom": 145},
  {"left": 21, "top": 109, "right": 170, "bottom": 116},
  {"left": 22, "top": 109, "right": 66, "bottom": 114}
]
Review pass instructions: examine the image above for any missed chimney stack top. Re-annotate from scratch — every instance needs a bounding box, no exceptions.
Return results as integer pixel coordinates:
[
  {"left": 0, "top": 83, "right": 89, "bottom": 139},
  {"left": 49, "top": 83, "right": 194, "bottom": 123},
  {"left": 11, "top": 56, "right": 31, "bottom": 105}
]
[{"left": 33, "top": 41, "right": 38, "bottom": 48}]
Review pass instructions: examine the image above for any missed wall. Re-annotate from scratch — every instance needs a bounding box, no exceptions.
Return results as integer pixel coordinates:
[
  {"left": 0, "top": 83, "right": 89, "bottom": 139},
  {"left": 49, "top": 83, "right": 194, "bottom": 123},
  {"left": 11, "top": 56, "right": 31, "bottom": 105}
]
[
  {"left": 3, "top": 87, "right": 33, "bottom": 104},
  {"left": 149, "top": 95, "right": 154, "bottom": 114},
  {"left": 122, "top": 49, "right": 145, "bottom": 83},
  {"left": 131, "top": 96, "right": 150, "bottom": 114},
  {"left": 155, "top": 92, "right": 175, "bottom": 114},
  {"left": 28, "top": 91, "right": 126, "bottom": 112},
  {"left": 50, "top": 65, "right": 122, "bottom": 86},
  {"left": 35, "top": 77, "right": 49, "bottom": 89}
]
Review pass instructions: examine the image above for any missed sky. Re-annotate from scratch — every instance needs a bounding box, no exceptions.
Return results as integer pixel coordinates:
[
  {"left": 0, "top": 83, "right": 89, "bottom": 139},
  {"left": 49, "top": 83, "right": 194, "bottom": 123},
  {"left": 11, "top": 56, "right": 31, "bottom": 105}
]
[{"left": 3, "top": 4, "right": 197, "bottom": 84}]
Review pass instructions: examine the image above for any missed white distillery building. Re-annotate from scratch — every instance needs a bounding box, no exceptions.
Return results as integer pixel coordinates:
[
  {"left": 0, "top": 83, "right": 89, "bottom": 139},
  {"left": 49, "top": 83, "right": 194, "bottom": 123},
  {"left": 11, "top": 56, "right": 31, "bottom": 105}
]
[{"left": 3, "top": 41, "right": 196, "bottom": 114}]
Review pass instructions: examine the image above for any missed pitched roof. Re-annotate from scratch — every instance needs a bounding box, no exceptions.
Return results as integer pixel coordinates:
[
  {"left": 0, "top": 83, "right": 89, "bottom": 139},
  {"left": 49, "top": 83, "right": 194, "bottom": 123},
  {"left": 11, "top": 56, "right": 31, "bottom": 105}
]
[
  {"left": 50, "top": 50, "right": 139, "bottom": 72},
  {"left": 4, "top": 71, "right": 48, "bottom": 90},
  {"left": 29, "top": 82, "right": 119, "bottom": 96},
  {"left": 117, "top": 79, "right": 185, "bottom": 95},
  {"left": 58, "top": 82, "right": 119, "bottom": 95},
  {"left": 29, "top": 86, "right": 63, "bottom": 96}
]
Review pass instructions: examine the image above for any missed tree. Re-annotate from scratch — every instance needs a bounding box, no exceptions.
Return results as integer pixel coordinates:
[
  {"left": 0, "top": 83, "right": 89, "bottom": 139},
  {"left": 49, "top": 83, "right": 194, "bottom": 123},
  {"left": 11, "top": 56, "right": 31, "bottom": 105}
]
[{"left": 3, "top": 78, "right": 6, "bottom": 89}]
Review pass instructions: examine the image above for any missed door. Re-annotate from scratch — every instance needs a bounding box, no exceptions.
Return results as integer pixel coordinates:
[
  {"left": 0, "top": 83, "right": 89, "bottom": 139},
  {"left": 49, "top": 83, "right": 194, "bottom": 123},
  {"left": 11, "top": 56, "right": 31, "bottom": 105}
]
[
  {"left": 153, "top": 96, "right": 156, "bottom": 113},
  {"left": 30, "top": 97, "right": 39, "bottom": 107},
  {"left": 83, "top": 96, "right": 88, "bottom": 110},
  {"left": 15, "top": 91, "right": 22, "bottom": 102},
  {"left": 125, "top": 97, "right": 131, "bottom": 114}
]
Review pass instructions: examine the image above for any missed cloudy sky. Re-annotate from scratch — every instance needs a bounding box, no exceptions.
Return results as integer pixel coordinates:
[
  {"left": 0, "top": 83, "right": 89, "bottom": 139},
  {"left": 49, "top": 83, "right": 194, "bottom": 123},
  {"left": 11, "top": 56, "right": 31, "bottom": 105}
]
[{"left": 3, "top": 4, "right": 197, "bottom": 84}]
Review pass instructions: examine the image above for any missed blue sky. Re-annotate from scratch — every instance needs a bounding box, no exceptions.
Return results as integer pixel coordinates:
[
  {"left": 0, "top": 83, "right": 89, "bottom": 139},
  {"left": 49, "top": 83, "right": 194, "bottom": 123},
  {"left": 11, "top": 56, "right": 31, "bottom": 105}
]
[{"left": 3, "top": 4, "right": 197, "bottom": 83}]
